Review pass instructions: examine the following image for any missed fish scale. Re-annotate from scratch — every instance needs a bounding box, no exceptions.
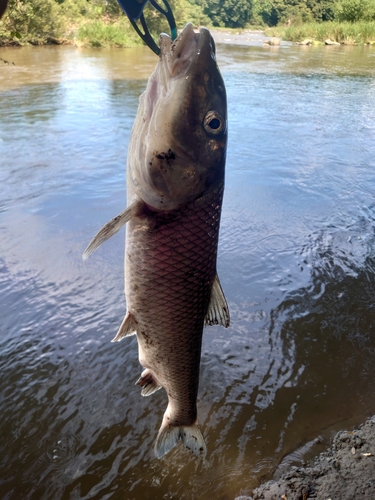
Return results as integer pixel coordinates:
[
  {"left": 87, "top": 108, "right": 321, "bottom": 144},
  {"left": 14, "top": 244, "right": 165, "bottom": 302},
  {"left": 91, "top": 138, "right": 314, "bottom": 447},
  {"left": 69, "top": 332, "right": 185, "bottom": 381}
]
[{"left": 125, "top": 184, "right": 224, "bottom": 430}]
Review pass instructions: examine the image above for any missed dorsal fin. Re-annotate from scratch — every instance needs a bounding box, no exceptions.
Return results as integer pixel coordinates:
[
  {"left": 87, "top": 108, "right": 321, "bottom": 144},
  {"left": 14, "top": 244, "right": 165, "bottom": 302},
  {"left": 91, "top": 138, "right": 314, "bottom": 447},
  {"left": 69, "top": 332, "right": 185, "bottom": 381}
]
[
  {"left": 82, "top": 199, "right": 143, "bottom": 260},
  {"left": 204, "top": 274, "right": 230, "bottom": 328}
]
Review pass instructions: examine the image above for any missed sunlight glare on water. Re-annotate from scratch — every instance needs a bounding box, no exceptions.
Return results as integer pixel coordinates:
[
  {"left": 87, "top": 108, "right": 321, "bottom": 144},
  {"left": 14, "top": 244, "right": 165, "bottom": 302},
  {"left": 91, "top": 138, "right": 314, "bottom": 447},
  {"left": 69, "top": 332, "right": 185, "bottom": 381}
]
[{"left": 1, "top": 40, "right": 375, "bottom": 499}]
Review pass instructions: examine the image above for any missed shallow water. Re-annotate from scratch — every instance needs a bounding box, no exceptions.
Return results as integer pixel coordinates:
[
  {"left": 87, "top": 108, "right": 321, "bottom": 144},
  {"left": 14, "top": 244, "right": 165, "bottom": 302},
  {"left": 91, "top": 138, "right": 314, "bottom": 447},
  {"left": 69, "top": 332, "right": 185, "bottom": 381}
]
[{"left": 1, "top": 40, "right": 375, "bottom": 499}]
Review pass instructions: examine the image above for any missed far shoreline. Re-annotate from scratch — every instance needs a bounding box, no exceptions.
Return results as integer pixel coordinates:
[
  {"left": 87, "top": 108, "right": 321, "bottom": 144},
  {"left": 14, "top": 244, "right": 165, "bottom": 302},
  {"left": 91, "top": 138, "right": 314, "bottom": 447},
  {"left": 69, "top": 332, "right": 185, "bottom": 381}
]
[{"left": 1, "top": 20, "right": 375, "bottom": 48}]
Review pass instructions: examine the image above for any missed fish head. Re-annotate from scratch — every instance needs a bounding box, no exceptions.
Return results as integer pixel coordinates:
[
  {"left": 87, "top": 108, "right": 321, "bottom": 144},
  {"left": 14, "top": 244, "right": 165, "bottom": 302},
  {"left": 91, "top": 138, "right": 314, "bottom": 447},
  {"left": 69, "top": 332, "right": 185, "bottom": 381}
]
[{"left": 128, "top": 23, "right": 227, "bottom": 210}]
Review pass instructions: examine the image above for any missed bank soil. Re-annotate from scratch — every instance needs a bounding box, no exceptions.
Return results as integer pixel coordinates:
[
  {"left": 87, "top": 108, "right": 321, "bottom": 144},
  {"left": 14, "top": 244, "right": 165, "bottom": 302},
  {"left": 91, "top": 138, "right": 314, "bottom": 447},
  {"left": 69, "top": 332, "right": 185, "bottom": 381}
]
[{"left": 247, "top": 416, "right": 375, "bottom": 500}]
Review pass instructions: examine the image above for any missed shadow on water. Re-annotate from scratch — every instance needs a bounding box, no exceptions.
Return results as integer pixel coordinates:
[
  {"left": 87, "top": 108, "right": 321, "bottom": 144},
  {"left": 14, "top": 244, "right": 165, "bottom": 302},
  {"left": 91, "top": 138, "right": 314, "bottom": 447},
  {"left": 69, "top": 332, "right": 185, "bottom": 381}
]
[{"left": 267, "top": 211, "right": 375, "bottom": 456}]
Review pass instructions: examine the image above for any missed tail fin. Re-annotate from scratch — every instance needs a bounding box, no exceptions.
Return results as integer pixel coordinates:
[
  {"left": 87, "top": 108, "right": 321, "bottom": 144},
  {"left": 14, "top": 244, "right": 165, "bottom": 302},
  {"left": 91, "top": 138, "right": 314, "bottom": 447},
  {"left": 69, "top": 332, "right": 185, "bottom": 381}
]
[{"left": 154, "top": 421, "right": 207, "bottom": 459}]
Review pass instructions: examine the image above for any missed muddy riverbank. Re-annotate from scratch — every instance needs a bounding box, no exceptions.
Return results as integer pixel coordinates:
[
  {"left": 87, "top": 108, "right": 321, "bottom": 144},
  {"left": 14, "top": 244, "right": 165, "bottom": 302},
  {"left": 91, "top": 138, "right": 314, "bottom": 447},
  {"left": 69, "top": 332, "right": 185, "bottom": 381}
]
[{"left": 238, "top": 416, "right": 375, "bottom": 500}]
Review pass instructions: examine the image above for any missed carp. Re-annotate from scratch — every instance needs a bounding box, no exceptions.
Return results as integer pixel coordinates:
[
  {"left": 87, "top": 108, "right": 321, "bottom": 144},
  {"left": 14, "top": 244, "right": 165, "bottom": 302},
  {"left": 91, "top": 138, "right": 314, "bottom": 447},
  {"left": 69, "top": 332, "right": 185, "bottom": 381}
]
[{"left": 83, "top": 23, "right": 229, "bottom": 459}]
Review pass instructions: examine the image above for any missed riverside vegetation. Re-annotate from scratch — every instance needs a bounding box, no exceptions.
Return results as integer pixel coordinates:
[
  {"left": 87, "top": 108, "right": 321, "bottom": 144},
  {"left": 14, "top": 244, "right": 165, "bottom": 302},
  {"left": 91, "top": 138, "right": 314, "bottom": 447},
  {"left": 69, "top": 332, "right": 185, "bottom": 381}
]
[
  {"left": 266, "top": 20, "right": 375, "bottom": 45},
  {"left": 1, "top": 0, "right": 375, "bottom": 47}
]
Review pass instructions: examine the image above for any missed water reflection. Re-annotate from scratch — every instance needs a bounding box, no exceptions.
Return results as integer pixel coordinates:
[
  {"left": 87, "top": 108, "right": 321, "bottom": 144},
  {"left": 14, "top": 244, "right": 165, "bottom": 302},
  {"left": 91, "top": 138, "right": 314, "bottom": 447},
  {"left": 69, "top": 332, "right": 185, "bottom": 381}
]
[
  {"left": 0, "top": 45, "right": 157, "bottom": 91},
  {"left": 1, "top": 43, "right": 375, "bottom": 499},
  {"left": 267, "top": 238, "right": 375, "bottom": 461}
]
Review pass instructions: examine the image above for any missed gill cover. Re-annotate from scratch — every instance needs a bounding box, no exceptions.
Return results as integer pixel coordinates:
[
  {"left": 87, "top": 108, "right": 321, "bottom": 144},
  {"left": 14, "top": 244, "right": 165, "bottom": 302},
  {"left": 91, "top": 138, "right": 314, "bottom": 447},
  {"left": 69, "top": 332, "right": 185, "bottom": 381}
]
[{"left": 127, "top": 23, "right": 227, "bottom": 210}]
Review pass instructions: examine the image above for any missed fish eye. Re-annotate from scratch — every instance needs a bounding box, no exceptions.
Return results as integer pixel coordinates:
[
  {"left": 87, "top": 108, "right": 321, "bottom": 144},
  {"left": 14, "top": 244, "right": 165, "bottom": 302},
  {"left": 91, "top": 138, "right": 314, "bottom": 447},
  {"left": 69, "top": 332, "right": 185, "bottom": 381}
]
[
  {"left": 204, "top": 110, "right": 225, "bottom": 136},
  {"left": 209, "top": 118, "right": 220, "bottom": 129}
]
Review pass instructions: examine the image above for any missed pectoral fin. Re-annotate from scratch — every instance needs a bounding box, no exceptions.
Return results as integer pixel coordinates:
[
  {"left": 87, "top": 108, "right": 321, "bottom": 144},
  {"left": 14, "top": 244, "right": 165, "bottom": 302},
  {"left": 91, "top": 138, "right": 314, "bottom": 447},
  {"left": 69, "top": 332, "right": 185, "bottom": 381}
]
[
  {"left": 82, "top": 200, "right": 143, "bottom": 260},
  {"left": 204, "top": 274, "right": 230, "bottom": 328},
  {"left": 111, "top": 312, "right": 137, "bottom": 342}
]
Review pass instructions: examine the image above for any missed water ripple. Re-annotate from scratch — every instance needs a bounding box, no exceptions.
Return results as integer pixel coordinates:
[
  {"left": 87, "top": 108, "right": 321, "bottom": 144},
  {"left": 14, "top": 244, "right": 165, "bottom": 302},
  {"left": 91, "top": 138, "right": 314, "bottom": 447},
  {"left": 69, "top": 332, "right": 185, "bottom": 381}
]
[{"left": 1, "top": 44, "right": 375, "bottom": 500}]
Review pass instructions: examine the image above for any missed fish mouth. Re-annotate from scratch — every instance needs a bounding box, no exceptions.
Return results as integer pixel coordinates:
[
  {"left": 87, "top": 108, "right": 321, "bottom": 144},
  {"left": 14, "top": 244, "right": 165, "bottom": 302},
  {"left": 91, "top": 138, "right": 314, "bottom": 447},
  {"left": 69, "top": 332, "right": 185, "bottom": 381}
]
[{"left": 160, "top": 24, "right": 215, "bottom": 79}]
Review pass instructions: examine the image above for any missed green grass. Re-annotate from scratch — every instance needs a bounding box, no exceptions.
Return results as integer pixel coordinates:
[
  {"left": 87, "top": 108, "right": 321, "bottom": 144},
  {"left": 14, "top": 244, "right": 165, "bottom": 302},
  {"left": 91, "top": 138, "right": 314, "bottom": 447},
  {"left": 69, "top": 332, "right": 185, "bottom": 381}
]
[
  {"left": 76, "top": 19, "right": 141, "bottom": 48},
  {"left": 0, "top": 18, "right": 142, "bottom": 47},
  {"left": 266, "top": 21, "right": 375, "bottom": 44}
]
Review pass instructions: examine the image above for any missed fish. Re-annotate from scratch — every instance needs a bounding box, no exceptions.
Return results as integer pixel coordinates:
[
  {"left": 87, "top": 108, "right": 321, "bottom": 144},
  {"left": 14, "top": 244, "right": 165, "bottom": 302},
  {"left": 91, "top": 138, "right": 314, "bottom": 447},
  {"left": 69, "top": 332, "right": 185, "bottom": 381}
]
[{"left": 83, "top": 22, "right": 229, "bottom": 459}]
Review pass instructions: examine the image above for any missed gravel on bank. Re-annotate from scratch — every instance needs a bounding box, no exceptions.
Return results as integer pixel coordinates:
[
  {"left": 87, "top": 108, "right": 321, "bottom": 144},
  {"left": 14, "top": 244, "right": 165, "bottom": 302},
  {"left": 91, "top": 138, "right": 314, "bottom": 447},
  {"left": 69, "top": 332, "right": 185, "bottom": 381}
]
[{"left": 236, "top": 416, "right": 375, "bottom": 500}]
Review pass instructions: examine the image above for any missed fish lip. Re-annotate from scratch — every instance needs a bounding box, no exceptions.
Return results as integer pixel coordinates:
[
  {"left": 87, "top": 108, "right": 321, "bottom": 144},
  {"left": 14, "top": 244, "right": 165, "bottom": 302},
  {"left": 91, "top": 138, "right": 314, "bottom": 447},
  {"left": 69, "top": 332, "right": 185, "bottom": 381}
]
[
  {"left": 196, "top": 26, "right": 213, "bottom": 55},
  {"left": 160, "top": 24, "right": 213, "bottom": 79}
]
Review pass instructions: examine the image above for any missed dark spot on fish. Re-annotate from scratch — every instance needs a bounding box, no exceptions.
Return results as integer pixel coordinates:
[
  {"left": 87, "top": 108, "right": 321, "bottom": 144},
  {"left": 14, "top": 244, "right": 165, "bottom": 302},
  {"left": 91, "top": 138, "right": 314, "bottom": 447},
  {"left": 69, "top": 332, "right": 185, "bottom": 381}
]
[
  {"left": 141, "top": 331, "right": 153, "bottom": 346},
  {"left": 166, "top": 149, "right": 175, "bottom": 160},
  {"left": 155, "top": 149, "right": 175, "bottom": 162}
]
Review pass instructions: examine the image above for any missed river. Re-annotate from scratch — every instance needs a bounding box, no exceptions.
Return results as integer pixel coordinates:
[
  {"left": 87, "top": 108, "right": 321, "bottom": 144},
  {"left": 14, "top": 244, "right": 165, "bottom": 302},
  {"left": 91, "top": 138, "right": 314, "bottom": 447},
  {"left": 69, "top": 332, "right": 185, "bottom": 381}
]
[{"left": 1, "top": 35, "right": 375, "bottom": 499}]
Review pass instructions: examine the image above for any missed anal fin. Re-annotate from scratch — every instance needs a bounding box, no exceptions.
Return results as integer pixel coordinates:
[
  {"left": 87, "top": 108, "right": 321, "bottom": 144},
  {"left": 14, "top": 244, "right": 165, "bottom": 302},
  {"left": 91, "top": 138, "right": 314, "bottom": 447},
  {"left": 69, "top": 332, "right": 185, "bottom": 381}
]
[
  {"left": 82, "top": 199, "right": 144, "bottom": 260},
  {"left": 205, "top": 274, "right": 230, "bottom": 328},
  {"left": 111, "top": 312, "right": 137, "bottom": 342},
  {"left": 135, "top": 368, "right": 162, "bottom": 397}
]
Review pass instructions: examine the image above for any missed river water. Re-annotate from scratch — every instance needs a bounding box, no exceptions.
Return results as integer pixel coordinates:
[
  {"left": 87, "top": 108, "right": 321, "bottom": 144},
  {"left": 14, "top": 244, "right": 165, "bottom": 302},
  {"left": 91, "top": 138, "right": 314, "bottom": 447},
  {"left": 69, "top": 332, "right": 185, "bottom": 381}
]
[{"left": 1, "top": 36, "right": 375, "bottom": 499}]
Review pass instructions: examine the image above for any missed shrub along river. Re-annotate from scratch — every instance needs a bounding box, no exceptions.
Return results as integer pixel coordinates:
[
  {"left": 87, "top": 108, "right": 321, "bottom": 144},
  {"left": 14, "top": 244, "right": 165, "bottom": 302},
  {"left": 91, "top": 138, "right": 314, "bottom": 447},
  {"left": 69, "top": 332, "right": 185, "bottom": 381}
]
[{"left": 1, "top": 34, "right": 375, "bottom": 499}]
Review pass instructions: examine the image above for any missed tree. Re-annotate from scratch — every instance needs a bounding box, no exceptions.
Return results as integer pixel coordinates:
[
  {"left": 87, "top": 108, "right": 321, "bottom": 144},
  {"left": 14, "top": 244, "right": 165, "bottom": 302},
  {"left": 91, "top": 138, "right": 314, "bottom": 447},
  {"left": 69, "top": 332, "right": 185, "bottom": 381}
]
[
  {"left": 334, "top": 0, "right": 375, "bottom": 22},
  {"left": 307, "top": 0, "right": 335, "bottom": 22},
  {"left": 0, "top": 0, "right": 65, "bottom": 41},
  {"left": 252, "top": 0, "right": 337, "bottom": 26},
  {"left": 142, "top": 0, "right": 210, "bottom": 34},
  {"left": 200, "top": 0, "right": 253, "bottom": 28}
]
